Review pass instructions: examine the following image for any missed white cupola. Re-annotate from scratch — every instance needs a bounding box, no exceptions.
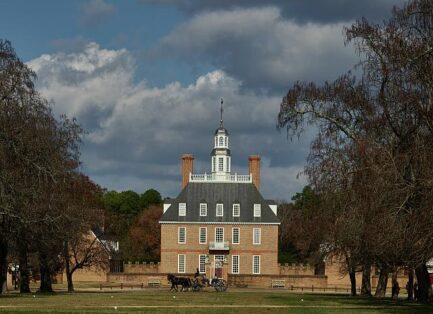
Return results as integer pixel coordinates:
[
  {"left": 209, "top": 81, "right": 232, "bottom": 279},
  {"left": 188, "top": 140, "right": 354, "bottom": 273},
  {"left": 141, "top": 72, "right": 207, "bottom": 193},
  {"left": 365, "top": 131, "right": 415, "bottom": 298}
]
[{"left": 211, "top": 99, "right": 231, "bottom": 179}]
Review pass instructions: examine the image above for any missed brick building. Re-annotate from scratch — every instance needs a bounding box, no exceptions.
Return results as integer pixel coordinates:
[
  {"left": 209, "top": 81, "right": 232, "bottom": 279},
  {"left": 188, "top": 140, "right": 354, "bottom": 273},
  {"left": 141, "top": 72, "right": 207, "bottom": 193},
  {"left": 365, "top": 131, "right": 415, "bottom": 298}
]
[{"left": 159, "top": 101, "right": 280, "bottom": 280}]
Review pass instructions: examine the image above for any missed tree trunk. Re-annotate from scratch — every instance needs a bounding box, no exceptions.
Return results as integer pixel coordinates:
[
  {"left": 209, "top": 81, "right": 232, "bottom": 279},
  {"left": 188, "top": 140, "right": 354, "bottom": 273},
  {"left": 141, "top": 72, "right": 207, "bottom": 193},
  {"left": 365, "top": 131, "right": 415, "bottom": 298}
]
[
  {"left": 374, "top": 266, "right": 388, "bottom": 297},
  {"left": 39, "top": 254, "right": 53, "bottom": 293},
  {"left": 349, "top": 268, "right": 357, "bottom": 296},
  {"left": 407, "top": 268, "right": 414, "bottom": 301},
  {"left": 63, "top": 242, "right": 74, "bottom": 292},
  {"left": 361, "top": 264, "right": 372, "bottom": 296},
  {"left": 415, "top": 264, "right": 431, "bottom": 303},
  {"left": 18, "top": 244, "right": 31, "bottom": 293},
  {"left": 0, "top": 240, "right": 7, "bottom": 294}
]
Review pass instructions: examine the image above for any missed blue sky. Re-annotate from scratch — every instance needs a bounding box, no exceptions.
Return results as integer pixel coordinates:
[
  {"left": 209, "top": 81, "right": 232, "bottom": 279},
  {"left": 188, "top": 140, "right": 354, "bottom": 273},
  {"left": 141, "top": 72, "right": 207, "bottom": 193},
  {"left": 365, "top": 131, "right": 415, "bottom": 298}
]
[{"left": 1, "top": 0, "right": 406, "bottom": 200}]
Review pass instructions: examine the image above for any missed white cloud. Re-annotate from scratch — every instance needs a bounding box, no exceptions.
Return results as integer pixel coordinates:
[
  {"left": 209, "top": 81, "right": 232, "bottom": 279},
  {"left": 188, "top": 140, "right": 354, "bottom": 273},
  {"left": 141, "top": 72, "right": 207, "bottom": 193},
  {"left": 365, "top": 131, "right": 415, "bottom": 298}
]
[
  {"left": 153, "top": 7, "right": 357, "bottom": 92},
  {"left": 28, "top": 43, "right": 312, "bottom": 199}
]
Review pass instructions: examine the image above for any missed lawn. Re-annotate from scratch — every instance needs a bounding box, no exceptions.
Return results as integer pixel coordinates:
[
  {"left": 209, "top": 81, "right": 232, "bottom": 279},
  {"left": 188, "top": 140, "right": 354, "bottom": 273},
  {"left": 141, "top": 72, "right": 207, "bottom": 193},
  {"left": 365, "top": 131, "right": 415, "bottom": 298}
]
[{"left": 0, "top": 287, "right": 432, "bottom": 314}]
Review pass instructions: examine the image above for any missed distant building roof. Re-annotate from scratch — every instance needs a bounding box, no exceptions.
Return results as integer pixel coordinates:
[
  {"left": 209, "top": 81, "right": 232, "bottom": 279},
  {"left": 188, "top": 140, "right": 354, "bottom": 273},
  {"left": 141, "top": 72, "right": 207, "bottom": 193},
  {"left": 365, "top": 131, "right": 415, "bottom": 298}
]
[{"left": 160, "top": 182, "right": 279, "bottom": 224}]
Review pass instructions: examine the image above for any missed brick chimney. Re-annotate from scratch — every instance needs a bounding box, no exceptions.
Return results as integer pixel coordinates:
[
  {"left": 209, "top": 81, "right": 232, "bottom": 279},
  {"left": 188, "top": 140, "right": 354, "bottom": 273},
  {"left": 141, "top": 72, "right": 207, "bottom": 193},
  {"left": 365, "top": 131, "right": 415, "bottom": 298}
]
[
  {"left": 249, "top": 155, "right": 261, "bottom": 190},
  {"left": 181, "top": 154, "right": 194, "bottom": 189}
]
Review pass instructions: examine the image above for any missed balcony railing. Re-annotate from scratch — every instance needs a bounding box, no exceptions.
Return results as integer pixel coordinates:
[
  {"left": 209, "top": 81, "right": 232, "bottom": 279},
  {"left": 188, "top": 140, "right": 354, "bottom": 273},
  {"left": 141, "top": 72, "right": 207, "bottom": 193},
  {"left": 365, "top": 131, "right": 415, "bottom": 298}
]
[
  {"left": 190, "top": 173, "right": 251, "bottom": 183},
  {"left": 209, "top": 241, "right": 230, "bottom": 250}
]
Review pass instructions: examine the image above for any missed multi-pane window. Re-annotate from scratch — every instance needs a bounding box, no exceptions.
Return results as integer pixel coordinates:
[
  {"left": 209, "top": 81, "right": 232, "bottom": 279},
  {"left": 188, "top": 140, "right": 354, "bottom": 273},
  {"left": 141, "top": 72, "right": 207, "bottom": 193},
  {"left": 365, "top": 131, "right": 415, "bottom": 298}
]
[
  {"left": 219, "top": 137, "right": 224, "bottom": 146},
  {"left": 178, "top": 254, "right": 185, "bottom": 273},
  {"left": 200, "top": 203, "right": 207, "bottom": 216},
  {"left": 232, "top": 255, "right": 239, "bottom": 274},
  {"left": 199, "top": 227, "right": 207, "bottom": 244},
  {"left": 225, "top": 137, "right": 228, "bottom": 147},
  {"left": 254, "top": 204, "right": 261, "bottom": 217},
  {"left": 233, "top": 203, "right": 240, "bottom": 217},
  {"left": 232, "top": 227, "right": 240, "bottom": 244},
  {"left": 212, "top": 157, "right": 216, "bottom": 172},
  {"left": 227, "top": 157, "right": 230, "bottom": 172},
  {"left": 216, "top": 203, "right": 224, "bottom": 216},
  {"left": 215, "top": 227, "right": 224, "bottom": 243},
  {"left": 253, "top": 228, "right": 261, "bottom": 245},
  {"left": 218, "top": 157, "right": 224, "bottom": 172},
  {"left": 179, "top": 203, "right": 186, "bottom": 216},
  {"left": 178, "top": 227, "right": 186, "bottom": 244},
  {"left": 199, "top": 255, "right": 206, "bottom": 273},
  {"left": 253, "top": 255, "right": 260, "bottom": 274},
  {"left": 215, "top": 137, "right": 218, "bottom": 147}
]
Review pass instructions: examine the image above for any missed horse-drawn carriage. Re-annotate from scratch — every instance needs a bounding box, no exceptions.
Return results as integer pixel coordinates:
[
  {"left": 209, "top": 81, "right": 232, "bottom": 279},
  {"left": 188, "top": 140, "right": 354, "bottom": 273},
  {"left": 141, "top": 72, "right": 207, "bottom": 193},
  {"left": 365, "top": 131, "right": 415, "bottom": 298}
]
[{"left": 167, "top": 274, "right": 228, "bottom": 292}]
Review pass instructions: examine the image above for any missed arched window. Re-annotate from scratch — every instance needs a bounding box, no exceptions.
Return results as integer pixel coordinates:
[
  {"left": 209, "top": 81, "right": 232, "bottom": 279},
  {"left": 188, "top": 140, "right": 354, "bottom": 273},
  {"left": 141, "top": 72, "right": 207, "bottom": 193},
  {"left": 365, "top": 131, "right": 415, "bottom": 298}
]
[
  {"left": 215, "top": 137, "right": 218, "bottom": 147},
  {"left": 225, "top": 137, "right": 228, "bottom": 146},
  {"left": 219, "top": 136, "right": 224, "bottom": 146}
]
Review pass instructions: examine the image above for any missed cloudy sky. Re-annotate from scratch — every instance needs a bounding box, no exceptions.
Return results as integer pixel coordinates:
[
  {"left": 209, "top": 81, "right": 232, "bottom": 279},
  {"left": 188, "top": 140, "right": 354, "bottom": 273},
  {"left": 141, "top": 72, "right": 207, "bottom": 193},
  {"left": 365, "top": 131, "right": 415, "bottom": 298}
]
[{"left": 1, "top": 0, "right": 405, "bottom": 201}]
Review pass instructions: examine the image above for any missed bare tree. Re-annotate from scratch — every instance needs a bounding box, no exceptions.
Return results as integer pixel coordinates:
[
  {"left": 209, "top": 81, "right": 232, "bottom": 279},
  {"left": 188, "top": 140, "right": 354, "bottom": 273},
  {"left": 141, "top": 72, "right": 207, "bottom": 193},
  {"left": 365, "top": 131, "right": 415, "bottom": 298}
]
[{"left": 278, "top": 0, "right": 433, "bottom": 302}]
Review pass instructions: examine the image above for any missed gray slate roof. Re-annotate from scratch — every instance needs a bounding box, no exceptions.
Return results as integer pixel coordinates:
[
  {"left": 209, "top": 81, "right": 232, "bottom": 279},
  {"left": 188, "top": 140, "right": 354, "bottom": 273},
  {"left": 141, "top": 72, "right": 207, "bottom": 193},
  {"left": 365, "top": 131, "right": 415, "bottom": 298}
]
[{"left": 160, "top": 182, "right": 279, "bottom": 224}]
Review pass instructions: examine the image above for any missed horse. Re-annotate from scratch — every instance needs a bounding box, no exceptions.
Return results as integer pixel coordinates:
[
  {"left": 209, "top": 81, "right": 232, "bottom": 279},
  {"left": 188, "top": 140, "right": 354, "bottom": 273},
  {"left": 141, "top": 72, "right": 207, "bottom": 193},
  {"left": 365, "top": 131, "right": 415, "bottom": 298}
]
[{"left": 167, "top": 274, "right": 192, "bottom": 292}]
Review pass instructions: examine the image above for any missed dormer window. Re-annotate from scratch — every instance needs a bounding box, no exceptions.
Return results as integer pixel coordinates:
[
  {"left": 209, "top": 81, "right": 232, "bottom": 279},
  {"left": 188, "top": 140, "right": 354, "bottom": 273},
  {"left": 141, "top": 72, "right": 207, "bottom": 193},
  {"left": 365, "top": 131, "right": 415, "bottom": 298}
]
[
  {"left": 216, "top": 203, "right": 224, "bottom": 216},
  {"left": 233, "top": 203, "right": 240, "bottom": 217},
  {"left": 179, "top": 203, "right": 186, "bottom": 216},
  {"left": 254, "top": 204, "right": 261, "bottom": 217},
  {"left": 200, "top": 203, "right": 207, "bottom": 216}
]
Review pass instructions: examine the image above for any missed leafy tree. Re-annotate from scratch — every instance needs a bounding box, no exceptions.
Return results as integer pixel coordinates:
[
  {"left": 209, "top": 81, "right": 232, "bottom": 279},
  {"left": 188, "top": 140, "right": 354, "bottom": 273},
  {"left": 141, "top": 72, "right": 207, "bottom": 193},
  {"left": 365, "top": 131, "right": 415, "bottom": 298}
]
[{"left": 139, "top": 189, "right": 162, "bottom": 209}]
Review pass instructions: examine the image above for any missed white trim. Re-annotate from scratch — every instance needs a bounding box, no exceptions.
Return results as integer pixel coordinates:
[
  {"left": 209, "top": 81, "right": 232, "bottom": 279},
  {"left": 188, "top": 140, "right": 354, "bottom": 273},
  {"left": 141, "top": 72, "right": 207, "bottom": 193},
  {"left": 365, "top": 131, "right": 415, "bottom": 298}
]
[
  {"left": 254, "top": 204, "right": 261, "bottom": 217},
  {"left": 199, "top": 227, "right": 207, "bottom": 244},
  {"left": 160, "top": 221, "right": 280, "bottom": 225},
  {"left": 253, "top": 228, "right": 261, "bottom": 245},
  {"left": 215, "top": 227, "right": 224, "bottom": 243},
  {"left": 252, "top": 255, "right": 260, "bottom": 274},
  {"left": 232, "top": 227, "right": 240, "bottom": 245},
  {"left": 200, "top": 203, "right": 207, "bottom": 216},
  {"left": 199, "top": 254, "right": 206, "bottom": 273},
  {"left": 216, "top": 203, "right": 224, "bottom": 217},
  {"left": 232, "top": 203, "right": 240, "bottom": 217},
  {"left": 178, "top": 227, "right": 186, "bottom": 244},
  {"left": 179, "top": 203, "right": 186, "bottom": 216},
  {"left": 178, "top": 254, "right": 186, "bottom": 273},
  {"left": 232, "top": 255, "right": 240, "bottom": 274}
]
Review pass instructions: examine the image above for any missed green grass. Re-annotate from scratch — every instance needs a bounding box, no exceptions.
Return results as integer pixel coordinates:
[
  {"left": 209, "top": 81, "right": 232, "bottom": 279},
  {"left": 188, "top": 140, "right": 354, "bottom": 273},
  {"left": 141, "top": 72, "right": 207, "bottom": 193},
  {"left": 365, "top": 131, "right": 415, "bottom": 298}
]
[{"left": 0, "top": 288, "right": 432, "bottom": 313}]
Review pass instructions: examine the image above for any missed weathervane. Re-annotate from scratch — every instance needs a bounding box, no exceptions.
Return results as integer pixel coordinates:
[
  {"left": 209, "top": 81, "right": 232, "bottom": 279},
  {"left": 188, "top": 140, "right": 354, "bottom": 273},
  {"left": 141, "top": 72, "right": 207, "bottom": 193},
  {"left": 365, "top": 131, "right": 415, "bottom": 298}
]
[{"left": 220, "top": 98, "right": 224, "bottom": 127}]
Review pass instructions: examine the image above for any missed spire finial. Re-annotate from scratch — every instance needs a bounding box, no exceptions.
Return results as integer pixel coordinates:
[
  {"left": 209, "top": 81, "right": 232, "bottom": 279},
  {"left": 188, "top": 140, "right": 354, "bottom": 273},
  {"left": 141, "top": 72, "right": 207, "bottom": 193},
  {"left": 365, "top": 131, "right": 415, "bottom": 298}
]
[{"left": 220, "top": 98, "right": 224, "bottom": 127}]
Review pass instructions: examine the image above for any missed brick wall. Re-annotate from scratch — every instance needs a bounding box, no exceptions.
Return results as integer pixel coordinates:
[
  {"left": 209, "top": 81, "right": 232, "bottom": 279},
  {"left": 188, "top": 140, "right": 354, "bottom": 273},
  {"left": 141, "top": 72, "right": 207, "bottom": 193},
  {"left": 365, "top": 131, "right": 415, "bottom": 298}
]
[
  {"left": 229, "top": 274, "right": 327, "bottom": 288},
  {"left": 160, "top": 223, "right": 279, "bottom": 276},
  {"left": 123, "top": 262, "right": 160, "bottom": 274},
  {"left": 279, "top": 263, "right": 315, "bottom": 276}
]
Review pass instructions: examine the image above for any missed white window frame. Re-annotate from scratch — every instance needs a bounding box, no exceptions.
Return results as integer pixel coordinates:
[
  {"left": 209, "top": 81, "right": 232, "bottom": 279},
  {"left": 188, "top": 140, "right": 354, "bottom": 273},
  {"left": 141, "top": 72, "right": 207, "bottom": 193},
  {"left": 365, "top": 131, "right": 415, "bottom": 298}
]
[
  {"left": 232, "top": 227, "right": 240, "bottom": 245},
  {"left": 232, "top": 203, "right": 240, "bottom": 217},
  {"left": 200, "top": 203, "right": 207, "bottom": 216},
  {"left": 219, "top": 136, "right": 224, "bottom": 146},
  {"left": 199, "top": 255, "right": 206, "bottom": 273},
  {"left": 254, "top": 204, "right": 261, "bottom": 217},
  {"left": 215, "top": 227, "right": 224, "bottom": 243},
  {"left": 218, "top": 157, "right": 224, "bottom": 172},
  {"left": 199, "top": 227, "right": 207, "bottom": 244},
  {"left": 212, "top": 157, "right": 216, "bottom": 172},
  {"left": 253, "top": 228, "right": 261, "bottom": 245},
  {"left": 216, "top": 203, "right": 224, "bottom": 217},
  {"left": 178, "top": 227, "right": 186, "bottom": 244},
  {"left": 179, "top": 203, "right": 186, "bottom": 216},
  {"left": 224, "top": 137, "right": 228, "bottom": 147},
  {"left": 232, "top": 255, "right": 239, "bottom": 274},
  {"left": 178, "top": 254, "right": 186, "bottom": 273},
  {"left": 252, "top": 255, "right": 260, "bottom": 274}
]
